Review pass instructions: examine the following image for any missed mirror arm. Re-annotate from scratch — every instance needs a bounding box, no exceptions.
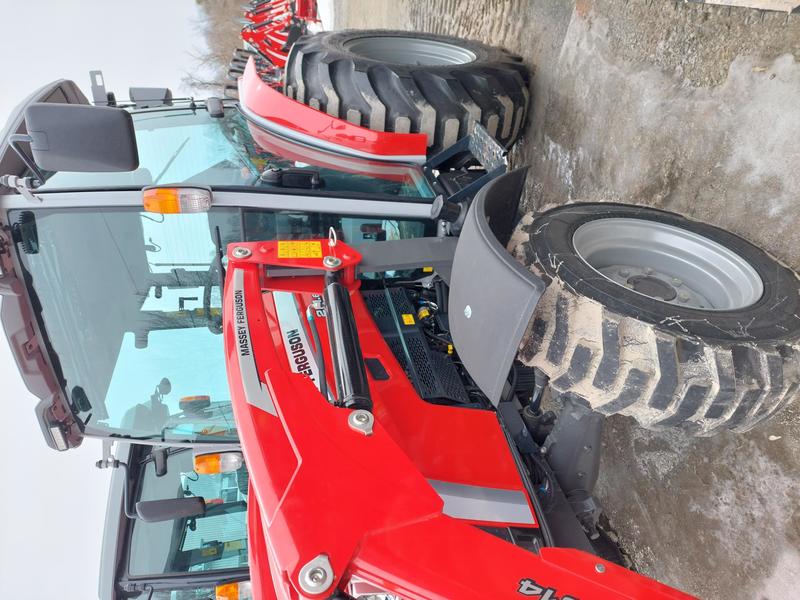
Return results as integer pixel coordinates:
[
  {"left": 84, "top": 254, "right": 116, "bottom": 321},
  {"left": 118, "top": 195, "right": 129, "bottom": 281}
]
[
  {"left": 96, "top": 440, "right": 138, "bottom": 519},
  {"left": 8, "top": 134, "right": 46, "bottom": 186}
]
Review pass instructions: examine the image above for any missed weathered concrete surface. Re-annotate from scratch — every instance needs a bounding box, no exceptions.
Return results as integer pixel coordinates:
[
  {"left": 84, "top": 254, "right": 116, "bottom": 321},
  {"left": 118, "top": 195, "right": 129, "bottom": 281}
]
[{"left": 334, "top": 2, "right": 800, "bottom": 598}]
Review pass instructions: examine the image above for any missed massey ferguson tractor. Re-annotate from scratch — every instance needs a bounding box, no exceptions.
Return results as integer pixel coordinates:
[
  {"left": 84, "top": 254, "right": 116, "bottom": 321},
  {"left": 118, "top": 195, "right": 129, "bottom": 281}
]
[{"left": 2, "top": 24, "right": 799, "bottom": 600}]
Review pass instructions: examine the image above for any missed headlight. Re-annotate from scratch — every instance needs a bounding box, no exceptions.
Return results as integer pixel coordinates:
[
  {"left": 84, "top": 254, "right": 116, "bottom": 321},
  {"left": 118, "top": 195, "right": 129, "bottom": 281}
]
[{"left": 346, "top": 575, "right": 403, "bottom": 600}]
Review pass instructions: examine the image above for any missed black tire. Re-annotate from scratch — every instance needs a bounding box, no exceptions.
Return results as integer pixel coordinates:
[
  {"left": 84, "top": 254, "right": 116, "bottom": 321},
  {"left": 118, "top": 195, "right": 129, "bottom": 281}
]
[
  {"left": 283, "top": 29, "right": 530, "bottom": 155},
  {"left": 514, "top": 203, "right": 800, "bottom": 435}
]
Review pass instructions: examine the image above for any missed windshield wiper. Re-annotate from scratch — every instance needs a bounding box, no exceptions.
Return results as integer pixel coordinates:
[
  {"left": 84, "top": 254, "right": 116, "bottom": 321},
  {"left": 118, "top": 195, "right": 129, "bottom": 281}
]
[{"left": 153, "top": 136, "right": 191, "bottom": 184}]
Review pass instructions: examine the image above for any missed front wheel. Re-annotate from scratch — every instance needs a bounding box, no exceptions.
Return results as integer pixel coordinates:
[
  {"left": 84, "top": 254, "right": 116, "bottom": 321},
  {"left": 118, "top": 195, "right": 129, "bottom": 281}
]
[
  {"left": 284, "top": 29, "right": 530, "bottom": 155},
  {"left": 515, "top": 203, "right": 800, "bottom": 436}
]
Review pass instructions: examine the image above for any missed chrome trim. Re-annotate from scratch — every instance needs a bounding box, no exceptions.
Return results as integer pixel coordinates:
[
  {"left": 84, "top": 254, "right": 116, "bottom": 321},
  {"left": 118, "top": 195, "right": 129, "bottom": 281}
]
[
  {"left": 428, "top": 479, "right": 536, "bottom": 525},
  {"left": 273, "top": 291, "right": 321, "bottom": 389},
  {"left": 232, "top": 268, "right": 277, "bottom": 416}
]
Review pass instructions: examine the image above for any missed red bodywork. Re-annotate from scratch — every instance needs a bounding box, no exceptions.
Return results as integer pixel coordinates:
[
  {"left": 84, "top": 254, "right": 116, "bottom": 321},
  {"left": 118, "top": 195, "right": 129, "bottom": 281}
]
[
  {"left": 223, "top": 239, "right": 695, "bottom": 599},
  {"left": 241, "top": 0, "right": 320, "bottom": 68},
  {"left": 238, "top": 58, "right": 428, "bottom": 161}
]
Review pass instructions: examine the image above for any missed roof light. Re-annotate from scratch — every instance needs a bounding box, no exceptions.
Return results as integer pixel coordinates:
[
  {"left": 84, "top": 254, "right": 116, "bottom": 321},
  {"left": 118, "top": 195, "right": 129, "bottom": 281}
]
[
  {"left": 142, "top": 186, "right": 212, "bottom": 214},
  {"left": 216, "top": 580, "right": 252, "bottom": 600},
  {"left": 193, "top": 451, "right": 244, "bottom": 475}
]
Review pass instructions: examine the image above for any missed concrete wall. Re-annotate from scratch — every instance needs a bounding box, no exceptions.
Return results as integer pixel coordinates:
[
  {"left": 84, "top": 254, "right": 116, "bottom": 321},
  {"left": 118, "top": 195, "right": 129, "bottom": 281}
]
[{"left": 334, "top": 1, "right": 800, "bottom": 598}]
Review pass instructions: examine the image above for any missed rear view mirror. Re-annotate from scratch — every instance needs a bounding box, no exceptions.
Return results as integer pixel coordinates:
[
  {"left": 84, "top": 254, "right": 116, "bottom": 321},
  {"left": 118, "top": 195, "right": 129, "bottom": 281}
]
[
  {"left": 136, "top": 497, "right": 206, "bottom": 522},
  {"left": 23, "top": 103, "right": 139, "bottom": 172}
]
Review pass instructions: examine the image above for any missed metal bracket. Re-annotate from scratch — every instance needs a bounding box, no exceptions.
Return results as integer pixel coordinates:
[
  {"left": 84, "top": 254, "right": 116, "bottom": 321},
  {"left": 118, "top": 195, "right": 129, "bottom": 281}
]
[
  {"left": 298, "top": 554, "right": 334, "bottom": 595},
  {"left": 0, "top": 174, "right": 42, "bottom": 203},
  {"left": 423, "top": 122, "right": 509, "bottom": 204}
]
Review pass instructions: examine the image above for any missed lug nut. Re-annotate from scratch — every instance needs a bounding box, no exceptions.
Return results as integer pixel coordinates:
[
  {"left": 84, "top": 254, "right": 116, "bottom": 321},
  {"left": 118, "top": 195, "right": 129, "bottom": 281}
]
[
  {"left": 619, "top": 269, "right": 630, "bottom": 278},
  {"left": 679, "top": 293, "right": 689, "bottom": 302},
  {"left": 672, "top": 277, "right": 682, "bottom": 286},
  {"left": 643, "top": 267, "right": 653, "bottom": 275}
]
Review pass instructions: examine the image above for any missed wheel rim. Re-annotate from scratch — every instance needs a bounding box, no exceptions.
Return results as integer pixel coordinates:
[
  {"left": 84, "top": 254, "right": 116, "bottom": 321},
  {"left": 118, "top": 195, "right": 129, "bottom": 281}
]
[
  {"left": 572, "top": 217, "right": 764, "bottom": 310},
  {"left": 343, "top": 36, "right": 476, "bottom": 66}
]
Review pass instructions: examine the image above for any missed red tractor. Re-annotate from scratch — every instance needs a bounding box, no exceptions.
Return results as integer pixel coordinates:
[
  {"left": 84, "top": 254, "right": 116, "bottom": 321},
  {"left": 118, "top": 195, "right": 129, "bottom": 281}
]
[{"left": 2, "top": 28, "right": 798, "bottom": 600}]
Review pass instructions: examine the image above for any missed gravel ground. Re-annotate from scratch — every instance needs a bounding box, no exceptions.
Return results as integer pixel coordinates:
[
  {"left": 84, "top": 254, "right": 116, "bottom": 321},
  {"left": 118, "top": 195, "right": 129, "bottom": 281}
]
[{"left": 332, "top": 2, "right": 800, "bottom": 599}]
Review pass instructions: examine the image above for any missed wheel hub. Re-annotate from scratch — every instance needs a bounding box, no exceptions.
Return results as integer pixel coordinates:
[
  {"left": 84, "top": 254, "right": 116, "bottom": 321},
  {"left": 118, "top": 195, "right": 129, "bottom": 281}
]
[
  {"left": 572, "top": 217, "right": 764, "bottom": 310},
  {"left": 343, "top": 36, "right": 476, "bottom": 66}
]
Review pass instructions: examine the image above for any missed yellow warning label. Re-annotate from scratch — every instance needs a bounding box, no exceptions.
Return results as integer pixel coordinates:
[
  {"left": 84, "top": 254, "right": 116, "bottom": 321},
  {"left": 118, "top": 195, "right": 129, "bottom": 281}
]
[
  {"left": 422, "top": 266, "right": 434, "bottom": 273},
  {"left": 277, "top": 240, "right": 323, "bottom": 259},
  {"left": 402, "top": 314, "right": 415, "bottom": 326}
]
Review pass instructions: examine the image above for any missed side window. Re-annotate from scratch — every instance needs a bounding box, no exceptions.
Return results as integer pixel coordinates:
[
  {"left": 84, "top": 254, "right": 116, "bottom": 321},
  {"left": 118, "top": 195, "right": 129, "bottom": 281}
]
[
  {"left": 128, "top": 451, "right": 249, "bottom": 576},
  {"left": 243, "top": 210, "right": 432, "bottom": 245}
]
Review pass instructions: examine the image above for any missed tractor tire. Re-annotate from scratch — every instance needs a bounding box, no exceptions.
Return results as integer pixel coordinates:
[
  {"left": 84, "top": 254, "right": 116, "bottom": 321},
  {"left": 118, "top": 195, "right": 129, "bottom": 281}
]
[
  {"left": 283, "top": 29, "right": 530, "bottom": 155},
  {"left": 514, "top": 204, "right": 800, "bottom": 436}
]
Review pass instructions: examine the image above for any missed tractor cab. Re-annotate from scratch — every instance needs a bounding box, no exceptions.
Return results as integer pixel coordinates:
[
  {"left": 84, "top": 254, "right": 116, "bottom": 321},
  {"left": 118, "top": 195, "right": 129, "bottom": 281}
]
[{"left": 100, "top": 444, "right": 251, "bottom": 600}]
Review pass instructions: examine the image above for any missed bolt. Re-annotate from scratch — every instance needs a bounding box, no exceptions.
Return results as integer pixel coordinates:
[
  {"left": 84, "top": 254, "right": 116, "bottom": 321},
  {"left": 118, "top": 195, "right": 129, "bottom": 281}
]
[
  {"left": 595, "top": 563, "right": 606, "bottom": 574},
  {"left": 583, "top": 445, "right": 592, "bottom": 452},
  {"left": 307, "top": 568, "right": 326, "bottom": 585},
  {"left": 298, "top": 555, "right": 334, "bottom": 594},
  {"left": 232, "top": 246, "right": 251, "bottom": 259},
  {"left": 322, "top": 255, "right": 342, "bottom": 268},
  {"left": 464, "top": 305, "right": 472, "bottom": 319},
  {"left": 348, "top": 410, "right": 374, "bottom": 435}
]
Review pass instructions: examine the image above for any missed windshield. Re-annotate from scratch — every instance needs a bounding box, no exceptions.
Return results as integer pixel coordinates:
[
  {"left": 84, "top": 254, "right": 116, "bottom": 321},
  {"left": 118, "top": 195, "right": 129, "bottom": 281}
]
[
  {"left": 128, "top": 449, "right": 249, "bottom": 578},
  {"left": 36, "top": 106, "right": 433, "bottom": 199},
  {"left": 12, "top": 206, "right": 433, "bottom": 442}
]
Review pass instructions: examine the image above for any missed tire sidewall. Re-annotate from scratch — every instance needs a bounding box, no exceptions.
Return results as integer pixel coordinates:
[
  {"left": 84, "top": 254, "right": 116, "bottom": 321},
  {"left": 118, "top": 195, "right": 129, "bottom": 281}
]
[
  {"left": 531, "top": 203, "right": 800, "bottom": 343},
  {"left": 319, "top": 29, "right": 506, "bottom": 72}
]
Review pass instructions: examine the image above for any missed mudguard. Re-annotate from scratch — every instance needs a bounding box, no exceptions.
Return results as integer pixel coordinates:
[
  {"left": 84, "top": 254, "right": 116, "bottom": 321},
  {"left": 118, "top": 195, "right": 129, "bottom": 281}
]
[
  {"left": 237, "top": 58, "right": 428, "bottom": 163},
  {"left": 449, "top": 168, "right": 547, "bottom": 404}
]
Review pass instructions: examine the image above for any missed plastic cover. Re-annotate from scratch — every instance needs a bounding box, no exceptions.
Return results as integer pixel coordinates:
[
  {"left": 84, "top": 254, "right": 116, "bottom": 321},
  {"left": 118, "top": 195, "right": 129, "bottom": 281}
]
[{"left": 448, "top": 169, "right": 546, "bottom": 405}]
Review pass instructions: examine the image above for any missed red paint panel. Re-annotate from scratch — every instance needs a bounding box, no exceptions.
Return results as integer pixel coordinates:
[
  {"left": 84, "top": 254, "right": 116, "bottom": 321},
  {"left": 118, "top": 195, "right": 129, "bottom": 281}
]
[
  {"left": 225, "top": 239, "right": 695, "bottom": 600},
  {"left": 238, "top": 58, "right": 428, "bottom": 159},
  {"left": 349, "top": 516, "right": 696, "bottom": 600}
]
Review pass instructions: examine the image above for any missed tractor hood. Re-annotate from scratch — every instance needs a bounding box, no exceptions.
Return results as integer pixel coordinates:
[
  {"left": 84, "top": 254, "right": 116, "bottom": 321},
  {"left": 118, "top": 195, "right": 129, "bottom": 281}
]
[{"left": 221, "top": 173, "right": 694, "bottom": 600}]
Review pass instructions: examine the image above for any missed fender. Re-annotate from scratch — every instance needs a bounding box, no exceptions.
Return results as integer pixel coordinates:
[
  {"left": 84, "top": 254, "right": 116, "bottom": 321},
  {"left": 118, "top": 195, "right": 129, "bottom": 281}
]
[{"left": 237, "top": 58, "right": 428, "bottom": 163}]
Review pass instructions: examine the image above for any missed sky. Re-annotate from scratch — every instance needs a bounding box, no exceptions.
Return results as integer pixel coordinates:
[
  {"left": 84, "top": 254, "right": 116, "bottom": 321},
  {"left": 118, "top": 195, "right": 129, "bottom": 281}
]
[{"left": 0, "top": 0, "right": 211, "bottom": 597}]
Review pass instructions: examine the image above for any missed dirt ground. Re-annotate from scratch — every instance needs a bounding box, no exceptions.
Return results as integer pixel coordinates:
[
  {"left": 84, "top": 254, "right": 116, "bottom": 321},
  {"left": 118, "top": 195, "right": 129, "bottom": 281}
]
[{"left": 331, "top": 2, "right": 800, "bottom": 599}]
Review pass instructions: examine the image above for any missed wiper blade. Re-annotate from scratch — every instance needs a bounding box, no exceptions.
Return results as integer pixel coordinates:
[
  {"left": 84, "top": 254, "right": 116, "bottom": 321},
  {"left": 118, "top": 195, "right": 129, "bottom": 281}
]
[{"left": 153, "top": 136, "right": 191, "bottom": 184}]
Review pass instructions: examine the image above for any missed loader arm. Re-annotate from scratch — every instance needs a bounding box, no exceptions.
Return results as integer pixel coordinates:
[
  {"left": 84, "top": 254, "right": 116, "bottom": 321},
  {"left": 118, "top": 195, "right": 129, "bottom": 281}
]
[{"left": 221, "top": 230, "right": 694, "bottom": 599}]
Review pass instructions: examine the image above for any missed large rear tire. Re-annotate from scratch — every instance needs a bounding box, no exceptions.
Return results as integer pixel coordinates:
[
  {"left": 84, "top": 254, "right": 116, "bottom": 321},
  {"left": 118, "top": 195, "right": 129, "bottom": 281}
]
[
  {"left": 514, "top": 204, "right": 800, "bottom": 436},
  {"left": 284, "top": 30, "right": 530, "bottom": 155}
]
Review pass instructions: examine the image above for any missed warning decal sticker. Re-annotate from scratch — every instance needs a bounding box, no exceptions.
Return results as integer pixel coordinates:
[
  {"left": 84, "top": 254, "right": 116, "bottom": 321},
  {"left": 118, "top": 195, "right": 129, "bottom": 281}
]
[{"left": 277, "top": 240, "right": 323, "bottom": 259}]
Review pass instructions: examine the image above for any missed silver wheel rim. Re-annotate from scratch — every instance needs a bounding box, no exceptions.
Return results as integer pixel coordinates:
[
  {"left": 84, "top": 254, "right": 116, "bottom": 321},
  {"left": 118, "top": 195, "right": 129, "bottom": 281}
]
[
  {"left": 572, "top": 218, "right": 764, "bottom": 310},
  {"left": 343, "top": 36, "right": 476, "bottom": 66}
]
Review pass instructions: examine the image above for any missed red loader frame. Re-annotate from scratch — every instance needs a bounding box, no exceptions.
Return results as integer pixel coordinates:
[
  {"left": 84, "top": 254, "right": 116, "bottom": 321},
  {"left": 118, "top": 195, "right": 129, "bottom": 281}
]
[{"left": 222, "top": 235, "right": 695, "bottom": 600}]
